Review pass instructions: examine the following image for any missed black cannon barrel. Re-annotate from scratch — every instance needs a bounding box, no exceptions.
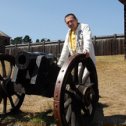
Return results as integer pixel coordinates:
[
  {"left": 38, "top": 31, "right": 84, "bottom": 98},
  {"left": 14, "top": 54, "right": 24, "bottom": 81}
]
[
  {"left": 15, "top": 51, "right": 48, "bottom": 69},
  {"left": 15, "top": 51, "right": 57, "bottom": 69},
  {"left": 15, "top": 51, "right": 59, "bottom": 97}
]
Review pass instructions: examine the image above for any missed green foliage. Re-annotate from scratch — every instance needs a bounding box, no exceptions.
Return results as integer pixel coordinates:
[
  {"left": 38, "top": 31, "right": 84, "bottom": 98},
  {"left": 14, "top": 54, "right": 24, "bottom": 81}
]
[
  {"left": 41, "top": 39, "right": 45, "bottom": 42},
  {"left": 36, "top": 39, "right": 40, "bottom": 43},
  {"left": 10, "top": 35, "right": 52, "bottom": 44},
  {"left": 11, "top": 37, "right": 23, "bottom": 44},
  {"left": 41, "top": 38, "right": 50, "bottom": 42},
  {"left": 23, "top": 35, "right": 32, "bottom": 43},
  {"left": 10, "top": 35, "right": 32, "bottom": 44}
]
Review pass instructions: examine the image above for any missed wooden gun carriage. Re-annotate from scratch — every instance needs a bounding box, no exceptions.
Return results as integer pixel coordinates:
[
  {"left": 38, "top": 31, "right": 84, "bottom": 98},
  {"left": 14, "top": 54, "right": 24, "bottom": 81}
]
[{"left": 0, "top": 51, "right": 99, "bottom": 126}]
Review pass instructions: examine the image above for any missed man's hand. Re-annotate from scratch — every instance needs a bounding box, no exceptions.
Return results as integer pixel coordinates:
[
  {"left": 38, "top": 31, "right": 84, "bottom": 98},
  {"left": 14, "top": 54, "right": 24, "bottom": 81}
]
[{"left": 83, "top": 50, "right": 89, "bottom": 58}]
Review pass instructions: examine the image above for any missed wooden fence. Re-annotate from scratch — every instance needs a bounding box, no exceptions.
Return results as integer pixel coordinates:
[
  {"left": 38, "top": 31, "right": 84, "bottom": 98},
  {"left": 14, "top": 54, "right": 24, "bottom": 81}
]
[
  {"left": 5, "top": 34, "right": 124, "bottom": 57},
  {"left": 93, "top": 34, "right": 124, "bottom": 56}
]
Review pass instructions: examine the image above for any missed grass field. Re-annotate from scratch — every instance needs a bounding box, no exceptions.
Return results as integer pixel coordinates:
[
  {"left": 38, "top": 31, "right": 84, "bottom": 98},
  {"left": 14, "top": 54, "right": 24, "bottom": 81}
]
[{"left": 0, "top": 55, "right": 126, "bottom": 126}]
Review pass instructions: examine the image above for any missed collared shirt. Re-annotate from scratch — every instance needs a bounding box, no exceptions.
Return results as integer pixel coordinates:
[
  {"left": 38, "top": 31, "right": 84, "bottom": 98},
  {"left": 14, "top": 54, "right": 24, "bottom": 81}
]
[{"left": 69, "top": 30, "right": 76, "bottom": 54}]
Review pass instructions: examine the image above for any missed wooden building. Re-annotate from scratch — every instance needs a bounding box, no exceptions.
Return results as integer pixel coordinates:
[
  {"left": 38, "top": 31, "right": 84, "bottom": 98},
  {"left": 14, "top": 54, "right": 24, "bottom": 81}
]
[{"left": 0, "top": 31, "right": 10, "bottom": 53}]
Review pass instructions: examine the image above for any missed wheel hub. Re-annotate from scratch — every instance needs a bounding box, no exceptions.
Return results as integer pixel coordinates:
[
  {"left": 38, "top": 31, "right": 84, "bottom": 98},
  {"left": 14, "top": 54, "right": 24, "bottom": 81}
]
[{"left": 77, "top": 85, "right": 94, "bottom": 105}]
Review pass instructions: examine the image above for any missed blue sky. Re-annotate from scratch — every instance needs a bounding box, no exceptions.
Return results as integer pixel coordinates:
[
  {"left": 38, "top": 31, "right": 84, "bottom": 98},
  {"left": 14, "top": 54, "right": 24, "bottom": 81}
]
[{"left": 0, "top": 0, "right": 124, "bottom": 42}]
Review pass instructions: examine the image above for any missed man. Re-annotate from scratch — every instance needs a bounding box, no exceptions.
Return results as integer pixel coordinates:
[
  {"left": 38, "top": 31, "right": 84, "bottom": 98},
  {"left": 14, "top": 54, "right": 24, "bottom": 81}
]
[
  {"left": 57, "top": 13, "right": 99, "bottom": 102},
  {"left": 57, "top": 13, "right": 96, "bottom": 67}
]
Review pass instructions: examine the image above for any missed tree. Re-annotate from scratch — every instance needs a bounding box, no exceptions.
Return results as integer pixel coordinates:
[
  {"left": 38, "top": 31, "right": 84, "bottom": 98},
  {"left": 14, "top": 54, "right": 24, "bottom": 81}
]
[
  {"left": 41, "top": 39, "right": 45, "bottom": 42},
  {"left": 36, "top": 39, "right": 40, "bottom": 43},
  {"left": 10, "top": 37, "right": 22, "bottom": 44},
  {"left": 23, "top": 35, "right": 32, "bottom": 43},
  {"left": 41, "top": 38, "right": 50, "bottom": 42},
  {"left": 47, "top": 39, "right": 50, "bottom": 42}
]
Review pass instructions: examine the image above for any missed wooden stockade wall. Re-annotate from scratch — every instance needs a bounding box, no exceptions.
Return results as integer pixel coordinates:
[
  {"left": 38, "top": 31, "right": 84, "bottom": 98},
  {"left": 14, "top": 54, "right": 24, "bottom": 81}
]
[
  {"left": 93, "top": 34, "right": 124, "bottom": 56},
  {"left": 5, "top": 34, "right": 125, "bottom": 57}
]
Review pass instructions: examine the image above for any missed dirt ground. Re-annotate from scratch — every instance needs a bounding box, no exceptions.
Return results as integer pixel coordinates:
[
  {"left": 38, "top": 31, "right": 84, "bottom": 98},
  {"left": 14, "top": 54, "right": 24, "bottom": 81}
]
[{"left": 0, "top": 55, "right": 126, "bottom": 126}]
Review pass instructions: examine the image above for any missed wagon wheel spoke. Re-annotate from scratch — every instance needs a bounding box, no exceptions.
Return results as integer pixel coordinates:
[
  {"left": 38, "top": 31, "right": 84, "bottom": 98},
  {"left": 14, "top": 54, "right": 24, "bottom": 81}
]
[
  {"left": 1, "top": 60, "right": 7, "bottom": 78},
  {"left": 72, "top": 65, "right": 79, "bottom": 84},
  {"left": 0, "top": 59, "right": 13, "bottom": 81},
  {"left": 3, "top": 97, "right": 15, "bottom": 114},
  {"left": 66, "top": 104, "right": 72, "bottom": 123},
  {"left": 64, "top": 97, "right": 72, "bottom": 108},
  {"left": 8, "top": 96, "right": 15, "bottom": 108},
  {"left": 82, "top": 69, "right": 90, "bottom": 84},
  {"left": 78, "top": 63, "right": 85, "bottom": 84},
  {"left": 71, "top": 111, "right": 76, "bottom": 126},
  {"left": 3, "top": 97, "right": 7, "bottom": 114}
]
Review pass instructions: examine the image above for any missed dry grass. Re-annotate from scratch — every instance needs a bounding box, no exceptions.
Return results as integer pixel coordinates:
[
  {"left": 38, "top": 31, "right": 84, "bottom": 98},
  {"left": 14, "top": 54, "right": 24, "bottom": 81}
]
[
  {"left": 96, "top": 55, "right": 126, "bottom": 116},
  {"left": 0, "top": 55, "right": 126, "bottom": 126}
]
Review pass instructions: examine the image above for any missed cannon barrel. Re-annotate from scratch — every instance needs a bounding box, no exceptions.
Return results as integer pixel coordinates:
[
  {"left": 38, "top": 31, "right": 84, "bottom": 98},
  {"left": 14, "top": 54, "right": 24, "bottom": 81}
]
[
  {"left": 15, "top": 51, "right": 59, "bottom": 96},
  {"left": 15, "top": 51, "right": 56, "bottom": 69}
]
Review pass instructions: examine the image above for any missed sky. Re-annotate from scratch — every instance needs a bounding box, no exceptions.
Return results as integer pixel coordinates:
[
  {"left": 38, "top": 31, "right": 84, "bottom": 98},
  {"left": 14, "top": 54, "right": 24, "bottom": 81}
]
[{"left": 0, "top": 0, "right": 124, "bottom": 42}]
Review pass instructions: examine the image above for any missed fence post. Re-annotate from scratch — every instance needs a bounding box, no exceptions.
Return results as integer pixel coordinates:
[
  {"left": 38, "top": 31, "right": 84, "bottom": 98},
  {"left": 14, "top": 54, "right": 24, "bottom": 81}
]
[
  {"left": 92, "top": 36, "right": 96, "bottom": 46},
  {"left": 92, "top": 36, "right": 97, "bottom": 55},
  {"left": 43, "top": 41, "right": 45, "bottom": 53},
  {"left": 113, "top": 34, "right": 117, "bottom": 39},
  {"left": 113, "top": 34, "right": 118, "bottom": 54},
  {"left": 28, "top": 42, "right": 31, "bottom": 52},
  {"left": 14, "top": 44, "right": 17, "bottom": 56},
  {"left": 58, "top": 40, "right": 61, "bottom": 58}
]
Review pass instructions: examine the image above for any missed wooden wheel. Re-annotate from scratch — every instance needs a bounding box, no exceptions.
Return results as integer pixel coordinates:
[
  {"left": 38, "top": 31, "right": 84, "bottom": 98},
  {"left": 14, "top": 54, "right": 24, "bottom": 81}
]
[
  {"left": 0, "top": 54, "right": 25, "bottom": 114},
  {"left": 54, "top": 54, "right": 99, "bottom": 126}
]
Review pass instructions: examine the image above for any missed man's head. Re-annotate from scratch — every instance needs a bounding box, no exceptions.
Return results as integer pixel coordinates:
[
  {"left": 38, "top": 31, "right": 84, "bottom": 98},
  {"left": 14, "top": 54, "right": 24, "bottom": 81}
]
[{"left": 64, "top": 13, "right": 78, "bottom": 31}]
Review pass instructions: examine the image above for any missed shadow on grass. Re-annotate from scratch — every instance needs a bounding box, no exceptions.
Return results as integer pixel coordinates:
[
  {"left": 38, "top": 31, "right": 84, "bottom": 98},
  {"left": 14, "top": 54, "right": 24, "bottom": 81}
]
[
  {"left": 0, "top": 109, "right": 56, "bottom": 126},
  {"left": 92, "top": 102, "right": 126, "bottom": 126},
  {"left": 0, "top": 103, "right": 126, "bottom": 126}
]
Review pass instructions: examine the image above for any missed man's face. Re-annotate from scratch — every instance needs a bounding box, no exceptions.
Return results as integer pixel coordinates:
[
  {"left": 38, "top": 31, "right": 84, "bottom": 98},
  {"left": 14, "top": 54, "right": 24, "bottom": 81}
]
[{"left": 65, "top": 15, "right": 78, "bottom": 31}]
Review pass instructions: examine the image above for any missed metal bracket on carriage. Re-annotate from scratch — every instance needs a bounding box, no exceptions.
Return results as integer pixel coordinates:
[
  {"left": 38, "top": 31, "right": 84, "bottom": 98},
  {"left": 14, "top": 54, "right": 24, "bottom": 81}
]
[{"left": 13, "top": 83, "right": 25, "bottom": 95}]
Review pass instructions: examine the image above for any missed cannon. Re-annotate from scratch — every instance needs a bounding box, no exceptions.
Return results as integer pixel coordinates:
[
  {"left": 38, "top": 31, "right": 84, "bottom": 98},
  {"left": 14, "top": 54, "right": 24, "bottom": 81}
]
[{"left": 0, "top": 51, "right": 99, "bottom": 126}]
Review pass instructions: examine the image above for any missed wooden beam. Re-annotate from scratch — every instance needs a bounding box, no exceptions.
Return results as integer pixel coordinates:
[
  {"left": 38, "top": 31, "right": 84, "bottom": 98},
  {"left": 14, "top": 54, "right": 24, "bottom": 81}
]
[
  {"left": 119, "top": 0, "right": 126, "bottom": 59},
  {"left": 124, "top": 4, "right": 126, "bottom": 59},
  {"left": 119, "top": 0, "right": 126, "bottom": 4}
]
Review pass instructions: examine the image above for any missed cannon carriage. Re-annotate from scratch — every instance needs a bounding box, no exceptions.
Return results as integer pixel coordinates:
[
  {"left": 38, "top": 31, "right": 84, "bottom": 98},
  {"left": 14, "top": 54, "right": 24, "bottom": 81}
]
[{"left": 0, "top": 51, "right": 99, "bottom": 126}]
